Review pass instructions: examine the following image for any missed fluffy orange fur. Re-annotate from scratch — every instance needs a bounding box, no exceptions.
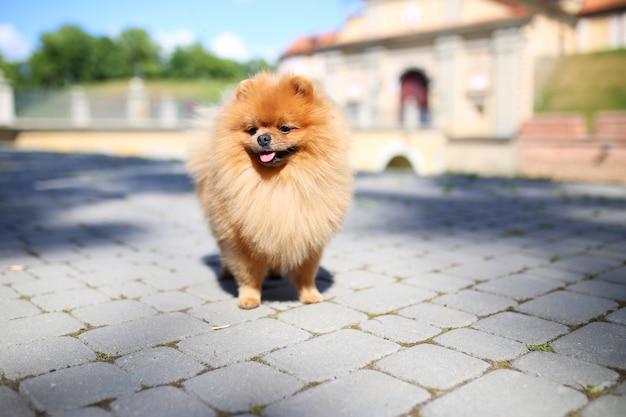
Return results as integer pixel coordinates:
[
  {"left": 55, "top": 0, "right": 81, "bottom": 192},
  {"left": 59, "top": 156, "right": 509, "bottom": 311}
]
[{"left": 187, "top": 72, "right": 353, "bottom": 308}]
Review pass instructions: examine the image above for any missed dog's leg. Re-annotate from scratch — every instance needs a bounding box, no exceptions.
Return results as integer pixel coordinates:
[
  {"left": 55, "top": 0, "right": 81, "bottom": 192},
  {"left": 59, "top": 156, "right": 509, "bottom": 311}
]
[
  {"left": 216, "top": 241, "right": 234, "bottom": 279},
  {"left": 220, "top": 264, "right": 234, "bottom": 279},
  {"left": 292, "top": 251, "right": 323, "bottom": 304},
  {"left": 229, "top": 254, "right": 266, "bottom": 309}
]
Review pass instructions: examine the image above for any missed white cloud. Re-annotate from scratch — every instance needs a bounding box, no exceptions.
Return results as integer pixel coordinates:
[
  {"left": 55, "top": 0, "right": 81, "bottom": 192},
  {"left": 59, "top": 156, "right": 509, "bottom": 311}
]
[
  {"left": 154, "top": 29, "right": 196, "bottom": 54},
  {"left": 0, "top": 23, "right": 32, "bottom": 61},
  {"left": 208, "top": 31, "right": 279, "bottom": 63},
  {"left": 209, "top": 32, "right": 249, "bottom": 61},
  {"left": 252, "top": 44, "right": 280, "bottom": 63}
]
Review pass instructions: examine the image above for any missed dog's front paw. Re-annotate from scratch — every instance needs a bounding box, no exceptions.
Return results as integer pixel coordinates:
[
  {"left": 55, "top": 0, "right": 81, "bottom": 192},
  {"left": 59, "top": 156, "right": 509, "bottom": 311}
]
[
  {"left": 238, "top": 296, "right": 261, "bottom": 309},
  {"left": 299, "top": 289, "right": 323, "bottom": 304},
  {"left": 237, "top": 284, "right": 261, "bottom": 309}
]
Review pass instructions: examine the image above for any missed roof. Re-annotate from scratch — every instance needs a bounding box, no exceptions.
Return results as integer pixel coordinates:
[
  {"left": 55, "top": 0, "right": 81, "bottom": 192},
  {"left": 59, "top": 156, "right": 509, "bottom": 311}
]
[
  {"left": 279, "top": 32, "right": 336, "bottom": 59},
  {"left": 579, "top": 0, "right": 626, "bottom": 14},
  {"left": 278, "top": 0, "right": 626, "bottom": 61},
  {"left": 492, "top": 0, "right": 531, "bottom": 14},
  {"left": 279, "top": 0, "right": 532, "bottom": 60}
]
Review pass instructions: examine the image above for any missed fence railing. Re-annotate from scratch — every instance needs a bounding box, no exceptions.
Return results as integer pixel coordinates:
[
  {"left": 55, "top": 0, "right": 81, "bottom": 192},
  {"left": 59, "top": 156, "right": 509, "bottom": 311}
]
[{"left": 0, "top": 74, "right": 215, "bottom": 130}]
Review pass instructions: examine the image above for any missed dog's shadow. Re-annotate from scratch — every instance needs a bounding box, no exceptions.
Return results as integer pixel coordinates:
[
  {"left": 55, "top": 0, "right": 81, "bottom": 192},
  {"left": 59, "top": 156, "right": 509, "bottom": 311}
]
[{"left": 202, "top": 254, "right": 335, "bottom": 302}]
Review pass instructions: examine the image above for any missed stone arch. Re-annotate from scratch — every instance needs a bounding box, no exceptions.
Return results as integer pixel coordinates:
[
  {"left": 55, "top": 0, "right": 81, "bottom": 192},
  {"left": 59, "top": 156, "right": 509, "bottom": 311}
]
[{"left": 374, "top": 140, "right": 424, "bottom": 175}]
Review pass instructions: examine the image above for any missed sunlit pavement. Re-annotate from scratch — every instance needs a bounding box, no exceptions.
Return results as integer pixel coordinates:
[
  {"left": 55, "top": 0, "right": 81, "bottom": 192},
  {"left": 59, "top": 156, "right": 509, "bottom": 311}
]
[{"left": 1, "top": 148, "right": 625, "bottom": 417}]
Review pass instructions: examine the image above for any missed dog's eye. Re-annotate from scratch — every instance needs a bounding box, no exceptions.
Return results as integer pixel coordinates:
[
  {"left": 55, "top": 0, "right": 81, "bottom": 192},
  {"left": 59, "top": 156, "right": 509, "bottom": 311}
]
[
  {"left": 279, "top": 125, "right": 292, "bottom": 134},
  {"left": 247, "top": 127, "right": 258, "bottom": 135}
]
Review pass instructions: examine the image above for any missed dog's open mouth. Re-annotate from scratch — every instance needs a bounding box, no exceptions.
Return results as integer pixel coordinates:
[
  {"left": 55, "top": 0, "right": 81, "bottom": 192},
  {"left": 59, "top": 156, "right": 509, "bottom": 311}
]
[{"left": 258, "top": 147, "right": 298, "bottom": 164}]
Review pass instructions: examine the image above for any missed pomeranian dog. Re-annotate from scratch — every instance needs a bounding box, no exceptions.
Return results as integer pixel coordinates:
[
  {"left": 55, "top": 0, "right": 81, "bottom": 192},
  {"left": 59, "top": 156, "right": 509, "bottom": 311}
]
[{"left": 187, "top": 72, "right": 352, "bottom": 309}]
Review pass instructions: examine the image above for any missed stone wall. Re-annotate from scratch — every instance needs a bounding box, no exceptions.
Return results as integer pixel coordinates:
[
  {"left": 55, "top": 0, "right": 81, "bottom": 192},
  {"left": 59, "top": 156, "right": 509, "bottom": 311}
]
[
  {"left": 445, "top": 138, "right": 519, "bottom": 177},
  {"left": 518, "top": 112, "right": 626, "bottom": 184}
]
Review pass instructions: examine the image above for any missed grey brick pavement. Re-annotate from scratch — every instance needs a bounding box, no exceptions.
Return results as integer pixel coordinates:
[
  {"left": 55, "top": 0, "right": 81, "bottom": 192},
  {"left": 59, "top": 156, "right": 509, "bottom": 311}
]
[
  {"left": 512, "top": 351, "right": 619, "bottom": 390},
  {"left": 114, "top": 346, "right": 205, "bottom": 387},
  {"left": 420, "top": 369, "right": 587, "bottom": 417},
  {"left": 516, "top": 290, "right": 618, "bottom": 325},
  {"left": 1, "top": 312, "right": 85, "bottom": 347},
  {"left": 277, "top": 301, "right": 368, "bottom": 333},
  {"left": 552, "top": 322, "right": 626, "bottom": 369},
  {"left": 79, "top": 312, "right": 211, "bottom": 356},
  {"left": 473, "top": 311, "right": 570, "bottom": 344},
  {"left": 19, "top": 362, "right": 141, "bottom": 414},
  {"left": 110, "top": 386, "right": 216, "bottom": 417},
  {"left": 0, "top": 336, "right": 95, "bottom": 379},
  {"left": 263, "top": 329, "right": 399, "bottom": 382},
  {"left": 178, "top": 318, "right": 310, "bottom": 368},
  {"left": 1, "top": 150, "right": 625, "bottom": 416},
  {"left": 359, "top": 314, "right": 441, "bottom": 343},
  {"left": 434, "top": 327, "right": 528, "bottom": 361},
  {"left": 184, "top": 361, "right": 304, "bottom": 413},
  {"left": 375, "top": 344, "right": 490, "bottom": 390},
  {"left": 580, "top": 395, "right": 626, "bottom": 417},
  {"left": 264, "top": 370, "right": 429, "bottom": 417}
]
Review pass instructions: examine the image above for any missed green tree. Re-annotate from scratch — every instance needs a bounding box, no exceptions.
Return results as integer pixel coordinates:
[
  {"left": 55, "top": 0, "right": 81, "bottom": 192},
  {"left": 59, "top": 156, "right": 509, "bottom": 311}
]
[
  {"left": 0, "top": 52, "right": 28, "bottom": 85},
  {"left": 92, "top": 36, "right": 128, "bottom": 80},
  {"left": 0, "top": 52, "right": 8, "bottom": 80},
  {"left": 166, "top": 43, "right": 245, "bottom": 80},
  {"left": 28, "top": 24, "right": 98, "bottom": 86},
  {"left": 167, "top": 43, "right": 207, "bottom": 78},
  {"left": 209, "top": 56, "right": 245, "bottom": 80},
  {"left": 8, "top": 24, "right": 274, "bottom": 86},
  {"left": 116, "top": 28, "right": 161, "bottom": 77},
  {"left": 243, "top": 58, "right": 275, "bottom": 76}
]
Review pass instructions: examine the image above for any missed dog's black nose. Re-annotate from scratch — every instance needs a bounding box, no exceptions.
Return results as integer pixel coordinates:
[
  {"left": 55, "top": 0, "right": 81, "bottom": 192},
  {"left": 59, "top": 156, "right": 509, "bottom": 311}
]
[{"left": 257, "top": 134, "right": 271, "bottom": 147}]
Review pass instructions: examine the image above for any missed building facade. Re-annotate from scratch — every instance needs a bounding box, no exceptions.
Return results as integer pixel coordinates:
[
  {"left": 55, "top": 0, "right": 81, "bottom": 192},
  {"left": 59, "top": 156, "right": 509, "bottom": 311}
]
[{"left": 278, "top": 0, "right": 625, "bottom": 142}]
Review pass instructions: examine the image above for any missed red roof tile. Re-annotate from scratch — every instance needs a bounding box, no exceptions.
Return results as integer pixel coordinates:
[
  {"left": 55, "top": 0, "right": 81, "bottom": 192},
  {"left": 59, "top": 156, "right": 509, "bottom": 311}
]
[
  {"left": 280, "top": 32, "right": 336, "bottom": 59},
  {"left": 580, "top": 0, "right": 626, "bottom": 14}
]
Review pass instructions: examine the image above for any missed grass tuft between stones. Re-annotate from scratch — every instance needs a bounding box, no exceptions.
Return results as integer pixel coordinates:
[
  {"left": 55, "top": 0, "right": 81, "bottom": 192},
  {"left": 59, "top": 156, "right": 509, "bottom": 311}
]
[
  {"left": 526, "top": 343, "right": 554, "bottom": 352},
  {"left": 249, "top": 405, "right": 264, "bottom": 416},
  {"left": 95, "top": 352, "right": 117, "bottom": 363}
]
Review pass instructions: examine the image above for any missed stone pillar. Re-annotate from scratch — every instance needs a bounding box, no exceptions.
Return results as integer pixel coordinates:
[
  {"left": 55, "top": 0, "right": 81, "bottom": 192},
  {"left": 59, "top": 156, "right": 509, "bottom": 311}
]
[
  {"left": 0, "top": 71, "right": 15, "bottom": 126},
  {"left": 324, "top": 51, "right": 343, "bottom": 104},
  {"left": 492, "top": 28, "right": 522, "bottom": 138},
  {"left": 70, "top": 86, "right": 90, "bottom": 127},
  {"left": 434, "top": 35, "right": 461, "bottom": 132},
  {"left": 364, "top": 46, "right": 384, "bottom": 129},
  {"left": 127, "top": 77, "right": 148, "bottom": 126},
  {"left": 159, "top": 95, "right": 177, "bottom": 128},
  {"left": 403, "top": 97, "right": 420, "bottom": 131}
]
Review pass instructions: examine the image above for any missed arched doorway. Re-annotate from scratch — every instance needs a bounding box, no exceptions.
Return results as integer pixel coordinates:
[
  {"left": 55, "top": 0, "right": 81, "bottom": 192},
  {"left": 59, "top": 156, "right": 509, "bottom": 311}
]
[
  {"left": 399, "top": 69, "right": 429, "bottom": 128},
  {"left": 386, "top": 155, "right": 413, "bottom": 170}
]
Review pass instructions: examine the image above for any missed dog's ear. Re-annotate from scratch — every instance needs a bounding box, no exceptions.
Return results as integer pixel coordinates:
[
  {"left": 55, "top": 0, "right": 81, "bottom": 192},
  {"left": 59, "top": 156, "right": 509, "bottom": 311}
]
[
  {"left": 236, "top": 79, "right": 253, "bottom": 100},
  {"left": 289, "top": 76, "right": 313, "bottom": 97}
]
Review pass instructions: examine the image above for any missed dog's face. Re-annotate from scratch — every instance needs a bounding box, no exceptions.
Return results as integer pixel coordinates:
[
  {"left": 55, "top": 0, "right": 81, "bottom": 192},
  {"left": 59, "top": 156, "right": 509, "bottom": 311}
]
[{"left": 229, "top": 74, "right": 321, "bottom": 168}]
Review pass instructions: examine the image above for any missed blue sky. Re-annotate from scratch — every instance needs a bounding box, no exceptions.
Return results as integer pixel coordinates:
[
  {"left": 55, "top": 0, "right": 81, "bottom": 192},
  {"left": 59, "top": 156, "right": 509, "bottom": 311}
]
[{"left": 0, "top": 0, "right": 362, "bottom": 62}]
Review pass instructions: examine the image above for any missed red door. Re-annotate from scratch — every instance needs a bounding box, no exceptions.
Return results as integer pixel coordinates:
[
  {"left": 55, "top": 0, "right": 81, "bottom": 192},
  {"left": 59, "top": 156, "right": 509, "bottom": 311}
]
[{"left": 400, "top": 70, "right": 429, "bottom": 125}]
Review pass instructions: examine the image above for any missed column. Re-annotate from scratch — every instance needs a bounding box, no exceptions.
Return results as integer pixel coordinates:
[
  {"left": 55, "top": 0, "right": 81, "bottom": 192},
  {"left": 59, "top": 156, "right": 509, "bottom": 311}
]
[
  {"left": 70, "top": 86, "right": 90, "bottom": 127},
  {"left": 324, "top": 51, "right": 343, "bottom": 104},
  {"left": 434, "top": 35, "right": 461, "bottom": 132},
  {"left": 159, "top": 95, "right": 177, "bottom": 128},
  {"left": 364, "top": 46, "right": 384, "bottom": 129},
  {"left": 127, "top": 77, "right": 148, "bottom": 126},
  {"left": 0, "top": 71, "right": 15, "bottom": 126},
  {"left": 492, "top": 28, "right": 522, "bottom": 138},
  {"left": 403, "top": 97, "right": 419, "bottom": 131}
]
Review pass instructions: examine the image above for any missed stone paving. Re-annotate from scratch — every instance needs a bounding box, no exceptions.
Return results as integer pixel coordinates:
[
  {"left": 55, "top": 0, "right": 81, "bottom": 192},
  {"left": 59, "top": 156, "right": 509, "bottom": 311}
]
[{"left": 1, "top": 148, "right": 625, "bottom": 417}]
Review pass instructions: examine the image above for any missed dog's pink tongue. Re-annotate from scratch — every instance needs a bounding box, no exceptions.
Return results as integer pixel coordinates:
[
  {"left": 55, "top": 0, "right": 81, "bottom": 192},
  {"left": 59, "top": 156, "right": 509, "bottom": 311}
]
[{"left": 260, "top": 152, "right": 276, "bottom": 163}]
